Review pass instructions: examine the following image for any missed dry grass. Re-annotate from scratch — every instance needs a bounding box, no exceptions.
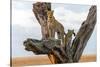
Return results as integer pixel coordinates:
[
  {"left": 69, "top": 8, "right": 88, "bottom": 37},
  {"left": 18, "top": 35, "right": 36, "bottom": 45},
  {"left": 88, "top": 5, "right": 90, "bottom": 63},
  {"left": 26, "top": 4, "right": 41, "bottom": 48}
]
[
  {"left": 79, "top": 54, "right": 96, "bottom": 62},
  {"left": 11, "top": 55, "right": 51, "bottom": 66},
  {"left": 11, "top": 54, "right": 96, "bottom": 66}
]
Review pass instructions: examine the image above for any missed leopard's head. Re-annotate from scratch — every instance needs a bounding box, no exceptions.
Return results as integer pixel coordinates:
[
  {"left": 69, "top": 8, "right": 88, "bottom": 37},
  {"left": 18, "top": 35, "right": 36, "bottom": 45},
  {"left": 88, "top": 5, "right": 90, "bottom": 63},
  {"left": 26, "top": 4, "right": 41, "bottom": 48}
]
[{"left": 47, "top": 10, "right": 54, "bottom": 22}]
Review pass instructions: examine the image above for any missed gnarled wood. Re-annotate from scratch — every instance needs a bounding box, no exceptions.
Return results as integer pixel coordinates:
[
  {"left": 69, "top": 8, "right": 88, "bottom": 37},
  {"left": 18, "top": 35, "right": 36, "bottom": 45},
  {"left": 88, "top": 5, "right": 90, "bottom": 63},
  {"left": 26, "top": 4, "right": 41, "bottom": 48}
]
[
  {"left": 23, "top": 3, "right": 96, "bottom": 64},
  {"left": 71, "top": 5, "right": 96, "bottom": 62},
  {"left": 23, "top": 38, "right": 61, "bottom": 54},
  {"left": 33, "top": 2, "right": 51, "bottom": 40}
]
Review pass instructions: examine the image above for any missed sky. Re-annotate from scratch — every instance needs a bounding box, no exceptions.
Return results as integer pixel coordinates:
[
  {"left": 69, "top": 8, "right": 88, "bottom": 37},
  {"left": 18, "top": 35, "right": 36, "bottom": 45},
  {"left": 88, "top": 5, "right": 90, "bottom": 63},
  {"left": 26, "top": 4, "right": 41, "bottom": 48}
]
[{"left": 12, "top": 0, "right": 97, "bottom": 57}]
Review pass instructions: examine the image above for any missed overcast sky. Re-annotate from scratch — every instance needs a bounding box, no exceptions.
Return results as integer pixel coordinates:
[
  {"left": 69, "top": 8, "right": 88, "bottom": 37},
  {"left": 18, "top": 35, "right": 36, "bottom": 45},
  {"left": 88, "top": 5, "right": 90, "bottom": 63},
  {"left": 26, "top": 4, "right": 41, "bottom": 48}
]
[{"left": 12, "top": 0, "right": 96, "bottom": 57}]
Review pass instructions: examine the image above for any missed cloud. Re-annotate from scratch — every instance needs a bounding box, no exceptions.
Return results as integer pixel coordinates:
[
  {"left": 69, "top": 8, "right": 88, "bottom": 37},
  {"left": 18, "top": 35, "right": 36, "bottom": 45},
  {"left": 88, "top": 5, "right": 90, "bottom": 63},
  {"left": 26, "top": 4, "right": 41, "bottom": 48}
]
[
  {"left": 12, "top": 4, "right": 40, "bottom": 28},
  {"left": 53, "top": 6, "right": 89, "bottom": 32},
  {"left": 12, "top": 25, "right": 42, "bottom": 57},
  {"left": 12, "top": 0, "right": 40, "bottom": 28}
]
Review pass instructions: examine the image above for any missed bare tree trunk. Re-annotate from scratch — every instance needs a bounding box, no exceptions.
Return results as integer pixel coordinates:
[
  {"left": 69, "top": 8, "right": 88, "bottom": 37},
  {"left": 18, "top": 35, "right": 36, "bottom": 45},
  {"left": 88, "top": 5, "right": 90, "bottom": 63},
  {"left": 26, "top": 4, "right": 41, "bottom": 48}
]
[
  {"left": 23, "top": 3, "right": 96, "bottom": 64},
  {"left": 71, "top": 5, "right": 96, "bottom": 62},
  {"left": 32, "top": 2, "right": 51, "bottom": 40}
]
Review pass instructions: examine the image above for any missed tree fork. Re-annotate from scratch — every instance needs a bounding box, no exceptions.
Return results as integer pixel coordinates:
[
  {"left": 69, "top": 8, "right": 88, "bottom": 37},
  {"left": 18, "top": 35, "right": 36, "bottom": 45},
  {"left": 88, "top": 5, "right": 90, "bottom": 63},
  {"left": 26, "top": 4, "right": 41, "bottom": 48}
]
[{"left": 23, "top": 3, "right": 96, "bottom": 64}]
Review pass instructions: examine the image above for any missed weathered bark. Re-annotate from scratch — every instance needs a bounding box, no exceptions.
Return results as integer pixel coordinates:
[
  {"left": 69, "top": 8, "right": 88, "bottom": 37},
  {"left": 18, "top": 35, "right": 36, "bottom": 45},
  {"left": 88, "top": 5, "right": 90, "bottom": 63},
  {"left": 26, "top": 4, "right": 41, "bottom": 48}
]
[
  {"left": 33, "top": 2, "right": 51, "bottom": 40},
  {"left": 23, "top": 38, "right": 61, "bottom": 54},
  {"left": 71, "top": 5, "right": 96, "bottom": 62},
  {"left": 23, "top": 3, "right": 96, "bottom": 64}
]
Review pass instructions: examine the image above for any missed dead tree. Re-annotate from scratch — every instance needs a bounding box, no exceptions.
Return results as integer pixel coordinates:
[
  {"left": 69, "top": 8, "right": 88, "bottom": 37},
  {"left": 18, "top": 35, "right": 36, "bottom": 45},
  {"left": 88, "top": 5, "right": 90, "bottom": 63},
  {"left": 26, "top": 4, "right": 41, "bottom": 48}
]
[
  {"left": 23, "top": 2, "right": 96, "bottom": 64},
  {"left": 32, "top": 2, "right": 51, "bottom": 40}
]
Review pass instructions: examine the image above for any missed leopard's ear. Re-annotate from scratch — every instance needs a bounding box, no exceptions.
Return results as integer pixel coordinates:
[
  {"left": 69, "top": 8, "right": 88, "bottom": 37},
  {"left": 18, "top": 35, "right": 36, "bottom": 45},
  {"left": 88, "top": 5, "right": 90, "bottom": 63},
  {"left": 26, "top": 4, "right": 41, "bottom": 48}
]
[
  {"left": 72, "top": 29, "right": 76, "bottom": 36},
  {"left": 68, "top": 29, "right": 70, "bottom": 32},
  {"left": 73, "top": 32, "right": 76, "bottom": 36}
]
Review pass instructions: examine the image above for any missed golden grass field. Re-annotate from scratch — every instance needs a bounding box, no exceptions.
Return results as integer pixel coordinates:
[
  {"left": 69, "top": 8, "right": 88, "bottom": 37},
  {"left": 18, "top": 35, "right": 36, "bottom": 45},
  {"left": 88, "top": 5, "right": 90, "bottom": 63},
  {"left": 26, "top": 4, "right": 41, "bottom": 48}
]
[{"left": 11, "top": 54, "right": 96, "bottom": 66}]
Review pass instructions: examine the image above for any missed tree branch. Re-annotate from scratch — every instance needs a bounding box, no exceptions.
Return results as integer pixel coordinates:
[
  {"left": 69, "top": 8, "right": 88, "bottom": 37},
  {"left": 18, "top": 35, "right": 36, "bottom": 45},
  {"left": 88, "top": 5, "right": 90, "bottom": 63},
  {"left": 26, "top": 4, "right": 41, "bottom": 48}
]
[
  {"left": 23, "top": 3, "right": 96, "bottom": 64},
  {"left": 71, "top": 5, "right": 96, "bottom": 62}
]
